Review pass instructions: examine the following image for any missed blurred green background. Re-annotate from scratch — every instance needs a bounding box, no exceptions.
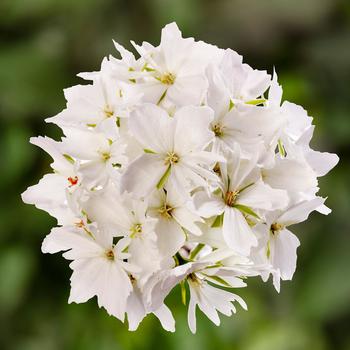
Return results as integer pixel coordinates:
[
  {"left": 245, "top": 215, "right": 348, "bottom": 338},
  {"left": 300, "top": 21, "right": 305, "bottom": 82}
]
[{"left": 1, "top": 0, "right": 349, "bottom": 349}]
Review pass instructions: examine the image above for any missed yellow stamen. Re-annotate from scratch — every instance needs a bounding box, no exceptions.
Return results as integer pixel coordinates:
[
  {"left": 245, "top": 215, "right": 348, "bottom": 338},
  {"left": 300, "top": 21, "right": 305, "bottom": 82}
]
[
  {"left": 164, "top": 152, "right": 179, "bottom": 165},
  {"left": 160, "top": 72, "right": 175, "bottom": 85},
  {"left": 225, "top": 190, "right": 239, "bottom": 207}
]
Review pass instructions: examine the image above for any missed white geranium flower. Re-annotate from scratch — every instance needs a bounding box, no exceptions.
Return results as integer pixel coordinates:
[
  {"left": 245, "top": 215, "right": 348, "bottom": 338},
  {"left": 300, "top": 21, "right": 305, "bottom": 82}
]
[
  {"left": 21, "top": 136, "right": 82, "bottom": 225},
  {"left": 194, "top": 146, "right": 289, "bottom": 256},
  {"left": 61, "top": 127, "right": 127, "bottom": 189},
  {"left": 254, "top": 197, "right": 326, "bottom": 291},
  {"left": 187, "top": 274, "right": 247, "bottom": 333},
  {"left": 49, "top": 59, "right": 141, "bottom": 129},
  {"left": 129, "top": 22, "right": 222, "bottom": 107},
  {"left": 21, "top": 22, "right": 338, "bottom": 333},
  {"left": 42, "top": 224, "right": 137, "bottom": 321},
  {"left": 148, "top": 184, "right": 203, "bottom": 256},
  {"left": 214, "top": 49, "right": 271, "bottom": 105},
  {"left": 121, "top": 104, "right": 220, "bottom": 198}
]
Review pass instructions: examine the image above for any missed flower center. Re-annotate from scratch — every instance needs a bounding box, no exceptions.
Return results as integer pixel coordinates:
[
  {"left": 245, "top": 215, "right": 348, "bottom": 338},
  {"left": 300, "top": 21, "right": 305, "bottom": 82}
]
[
  {"left": 270, "top": 222, "right": 284, "bottom": 235},
  {"left": 75, "top": 220, "right": 85, "bottom": 228},
  {"left": 187, "top": 273, "right": 201, "bottom": 286},
  {"left": 101, "top": 152, "right": 111, "bottom": 161},
  {"left": 104, "top": 106, "right": 114, "bottom": 118},
  {"left": 212, "top": 123, "right": 224, "bottom": 137},
  {"left": 130, "top": 223, "right": 142, "bottom": 238},
  {"left": 225, "top": 190, "right": 239, "bottom": 207},
  {"left": 105, "top": 249, "right": 115, "bottom": 260},
  {"left": 160, "top": 72, "right": 175, "bottom": 85},
  {"left": 158, "top": 204, "right": 174, "bottom": 219},
  {"left": 164, "top": 152, "right": 179, "bottom": 165}
]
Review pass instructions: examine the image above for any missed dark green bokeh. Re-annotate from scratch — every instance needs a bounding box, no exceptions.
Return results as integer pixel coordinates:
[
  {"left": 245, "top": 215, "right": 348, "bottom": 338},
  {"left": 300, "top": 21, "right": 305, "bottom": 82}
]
[{"left": 1, "top": 1, "right": 349, "bottom": 349}]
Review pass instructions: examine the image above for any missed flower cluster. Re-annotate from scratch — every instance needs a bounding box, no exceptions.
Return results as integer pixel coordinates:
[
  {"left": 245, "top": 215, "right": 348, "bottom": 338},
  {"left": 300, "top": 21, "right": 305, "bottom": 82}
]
[{"left": 22, "top": 23, "right": 338, "bottom": 333}]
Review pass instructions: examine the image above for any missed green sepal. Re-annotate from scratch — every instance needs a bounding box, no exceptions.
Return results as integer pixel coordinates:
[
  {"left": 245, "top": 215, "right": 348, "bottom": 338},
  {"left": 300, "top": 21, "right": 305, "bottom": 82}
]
[
  {"left": 189, "top": 243, "right": 205, "bottom": 260},
  {"left": 211, "top": 213, "right": 224, "bottom": 227},
  {"left": 246, "top": 98, "right": 266, "bottom": 105},
  {"left": 157, "top": 89, "right": 167, "bottom": 105},
  {"left": 238, "top": 182, "right": 254, "bottom": 194},
  {"left": 144, "top": 148, "right": 156, "bottom": 154},
  {"left": 63, "top": 154, "right": 75, "bottom": 164},
  {"left": 277, "top": 139, "right": 286, "bottom": 157},
  {"left": 156, "top": 165, "right": 171, "bottom": 189},
  {"left": 180, "top": 280, "right": 187, "bottom": 305},
  {"left": 233, "top": 204, "right": 260, "bottom": 219},
  {"left": 205, "top": 275, "right": 231, "bottom": 288},
  {"left": 229, "top": 99, "right": 235, "bottom": 111},
  {"left": 266, "top": 240, "right": 271, "bottom": 259}
]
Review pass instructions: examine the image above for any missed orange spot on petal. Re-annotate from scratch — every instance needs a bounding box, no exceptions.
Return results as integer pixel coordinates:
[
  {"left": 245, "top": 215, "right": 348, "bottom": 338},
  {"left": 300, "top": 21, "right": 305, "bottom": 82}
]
[{"left": 68, "top": 176, "right": 78, "bottom": 186}]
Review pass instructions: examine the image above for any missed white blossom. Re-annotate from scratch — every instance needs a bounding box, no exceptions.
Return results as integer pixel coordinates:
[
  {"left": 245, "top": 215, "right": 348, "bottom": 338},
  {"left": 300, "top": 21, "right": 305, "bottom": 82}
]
[{"left": 22, "top": 22, "right": 338, "bottom": 333}]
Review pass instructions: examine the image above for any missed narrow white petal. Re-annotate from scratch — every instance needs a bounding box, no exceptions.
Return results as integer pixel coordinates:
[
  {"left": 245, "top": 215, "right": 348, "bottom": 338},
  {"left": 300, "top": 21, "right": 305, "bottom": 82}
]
[
  {"left": 223, "top": 207, "right": 257, "bottom": 256},
  {"left": 153, "top": 304, "right": 176, "bottom": 332}
]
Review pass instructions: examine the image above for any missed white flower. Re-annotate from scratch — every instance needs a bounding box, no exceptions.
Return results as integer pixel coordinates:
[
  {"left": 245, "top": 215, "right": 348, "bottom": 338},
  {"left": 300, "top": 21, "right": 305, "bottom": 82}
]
[
  {"left": 21, "top": 22, "right": 338, "bottom": 333},
  {"left": 61, "top": 127, "right": 127, "bottom": 189},
  {"left": 121, "top": 104, "right": 220, "bottom": 198},
  {"left": 187, "top": 275, "right": 247, "bottom": 333},
  {"left": 254, "top": 197, "right": 326, "bottom": 291},
  {"left": 194, "top": 146, "right": 289, "bottom": 256},
  {"left": 148, "top": 184, "right": 203, "bottom": 256},
  {"left": 42, "top": 224, "right": 137, "bottom": 321},
  {"left": 129, "top": 22, "right": 222, "bottom": 107},
  {"left": 213, "top": 49, "right": 271, "bottom": 105},
  {"left": 21, "top": 136, "right": 82, "bottom": 225}
]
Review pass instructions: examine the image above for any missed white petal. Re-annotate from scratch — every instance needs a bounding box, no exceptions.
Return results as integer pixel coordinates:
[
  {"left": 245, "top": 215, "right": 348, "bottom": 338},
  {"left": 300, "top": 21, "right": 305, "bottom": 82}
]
[
  {"left": 278, "top": 197, "right": 325, "bottom": 226},
  {"left": 188, "top": 287, "right": 197, "bottom": 334},
  {"left": 263, "top": 158, "right": 318, "bottom": 192},
  {"left": 223, "top": 207, "right": 257, "bottom": 256},
  {"left": 192, "top": 191, "right": 225, "bottom": 218},
  {"left": 238, "top": 181, "right": 289, "bottom": 210},
  {"left": 172, "top": 206, "right": 203, "bottom": 236},
  {"left": 121, "top": 154, "right": 168, "bottom": 198},
  {"left": 167, "top": 74, "right": 207, "bottom": 106},
  {"left": 305, "top": 150, "right": 339, "bottom": 177},
  {"left": 153, "top": 304, "right": 176, "bottom": 332},
  {"left": 42, "top": 226, "right": 98, "bottom": 255},
  {"left": 155, "top": 218, "right": 186, "bottom": 256},
  {"left": 127, "top": 288, "right": 146, "bottom": 331},
  {"left": 128, "top": 104, "right": 174, "bottom": 153},
  {"left": 173, "top": 106, "right": 214, "bottom": 154},
  {"left": 270, "top": 228, "right": 300, "bottom": 280}
]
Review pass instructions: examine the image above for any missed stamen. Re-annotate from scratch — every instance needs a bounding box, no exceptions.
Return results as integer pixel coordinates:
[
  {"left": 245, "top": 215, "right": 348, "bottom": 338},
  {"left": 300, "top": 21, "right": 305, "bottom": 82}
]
[
  {"left": 104, "top": 106, "right": 114, "bottom": 118},
  {"left": 130, "top": 223, "right": 142, "bottom": 238},
  {"left": 158, "top": 204, "right": 174, "bottom": 219},
  {"left": 270, "top": 222, "right": 284, "bottom": 235},
  {"left": 101, "top": 152, "right": 111, "bottom": 161},
  {"left": 212, "top": 123, "right": 224, "bottom": 137},
  {"left": 160, "top": 72, "right": 175, "bottom": 85},
  {"left": 225, "top": 190, "right": 239, "bottom": 207},
  {"left": 164, "top": 152, "right": 179, "bottom": 165},
  {"left": 75, "top": 220, "right": 84, "bottom": 228},
  {"left": 105, "top": 249, "right": 115, "bottom": 260}
]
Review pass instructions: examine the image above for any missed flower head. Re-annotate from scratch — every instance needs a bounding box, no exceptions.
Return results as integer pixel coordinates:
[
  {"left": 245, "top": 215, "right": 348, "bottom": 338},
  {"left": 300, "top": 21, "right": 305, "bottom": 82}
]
[{"left": 22, "top": 22, "right": 338, "bottom": 333}]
